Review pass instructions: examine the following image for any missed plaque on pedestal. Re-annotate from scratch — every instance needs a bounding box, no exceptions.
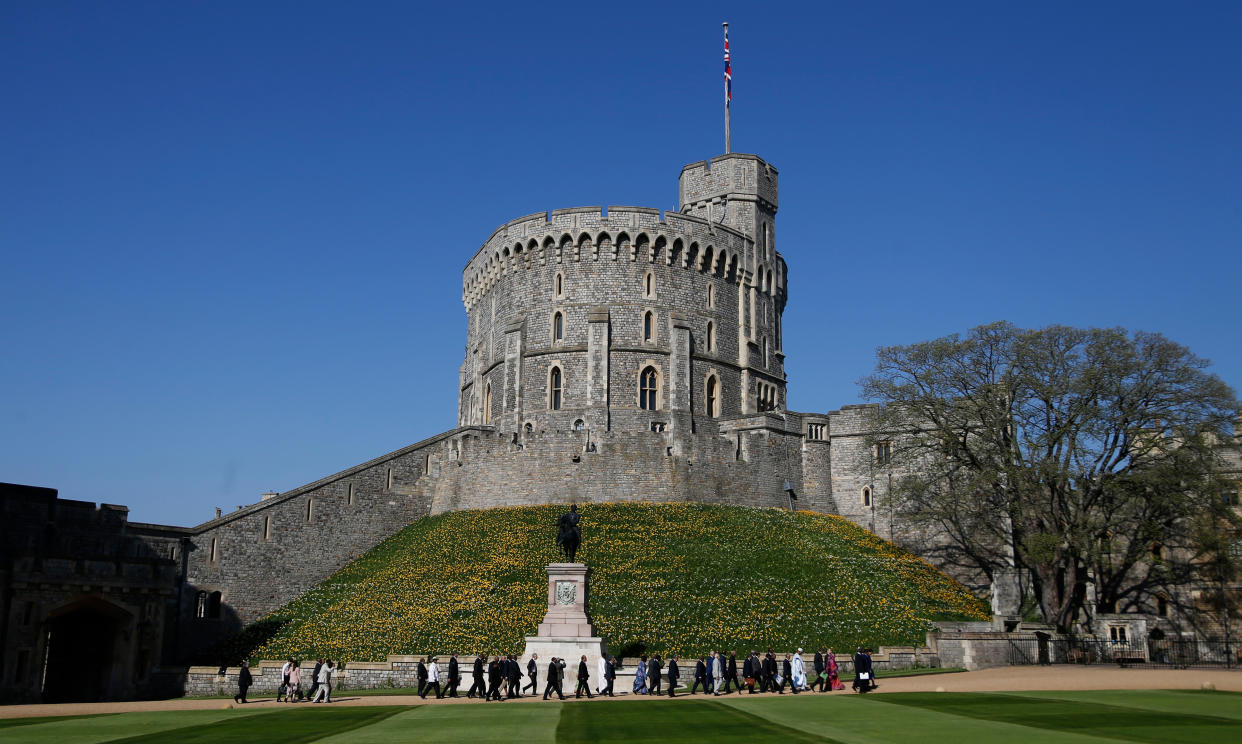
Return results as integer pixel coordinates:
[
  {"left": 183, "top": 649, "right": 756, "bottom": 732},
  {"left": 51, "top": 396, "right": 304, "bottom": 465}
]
[{"left": 522, "top": 563, "right": 607, "bottom": 690}]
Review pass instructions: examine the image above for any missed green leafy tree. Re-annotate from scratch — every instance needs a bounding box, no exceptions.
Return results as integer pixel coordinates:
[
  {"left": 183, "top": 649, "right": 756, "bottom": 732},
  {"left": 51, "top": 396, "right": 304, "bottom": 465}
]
[{"left": 861, "top": 321, "right": 1239, "bottom": 632}]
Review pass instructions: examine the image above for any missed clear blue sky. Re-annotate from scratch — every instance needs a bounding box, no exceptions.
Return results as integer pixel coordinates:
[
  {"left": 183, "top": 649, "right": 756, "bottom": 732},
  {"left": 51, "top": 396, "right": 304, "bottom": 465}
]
[{"left": 3, "top": 1, "right": 1239, "bottom": 526}]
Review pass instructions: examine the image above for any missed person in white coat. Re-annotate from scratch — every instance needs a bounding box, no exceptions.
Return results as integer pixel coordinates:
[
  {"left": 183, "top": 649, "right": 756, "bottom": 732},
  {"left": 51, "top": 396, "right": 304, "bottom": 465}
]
[
  {"left": 597, "top": 656, "right": 607, "bottom": 694},
  {"left": 312, "top": 660, "right": 334, "bottom": 703},
  {"left": 791, "top": 648, "right": 807, "bottom": 690},
  {"left": 421, "top": 656, "right": 443, "bottom": 699}
]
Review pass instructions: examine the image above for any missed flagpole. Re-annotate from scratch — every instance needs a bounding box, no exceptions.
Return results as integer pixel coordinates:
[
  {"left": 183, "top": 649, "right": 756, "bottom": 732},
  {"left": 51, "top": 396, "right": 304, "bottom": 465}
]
[{"left": 723, "top": 22, "right": 731, "bottom": 154}]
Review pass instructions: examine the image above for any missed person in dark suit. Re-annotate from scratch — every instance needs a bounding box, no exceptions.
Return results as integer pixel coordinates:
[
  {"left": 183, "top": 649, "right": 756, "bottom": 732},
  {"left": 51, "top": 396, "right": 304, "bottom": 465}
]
[
  {"left": 725, "top": 650, "right": 741, "bottom": 694},
  {"left": 813, "top": 648, "right": 826, "bottom": 692},
  {"left": 691, "top": 656, "right": 708, "bottom": 695},
  {"left": 852, "top": 647, "right": 873, "bottom": 693},
  {"left": 742, "top": 652, "right": 756, "bottom": 694},
  {"left": 507, "top": 654, "right": 522, "bottom": 698},
  {"left": 416, "top": 657, "right": 428, "bottom": 697},
  {"left": 445, "top": 653, "right": 460, "bottom": 698},
  {"left": 468, "top": 654, "right": 486, "bottom": 698},
  {"left": 762, "top": 651, "right": 777, "bottom": 693},
  {"left": 647, "top": 656, "right": 662, "bottom": 695},
  {"left": 487, "top": 655, "right": 504, "bottom": 701},
  {"left": 575, "top": 655, "right": 594, "bottom": 698},
  {"left": 604, "top": 655, "right": 616, "bottom": 697},
  {"left": 233, "top": 661, "right": 252, "bottom": 704},
  {"left": 523, "top": 653, "right": 539, "bottom": 695},
  {"left": 666, "top": 655, "right": 679, "bottom": 697},
  {"left": 778, "top": 654, "right": 796, "bottom": 694},
  {"left": 543, "top": 657, "right": 566, "bottom": 700}
]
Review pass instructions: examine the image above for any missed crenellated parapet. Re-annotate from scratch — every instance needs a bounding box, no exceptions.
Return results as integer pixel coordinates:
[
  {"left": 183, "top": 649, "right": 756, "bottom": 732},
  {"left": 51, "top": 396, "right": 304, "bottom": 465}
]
[{"left": 461, "top": 207, "right": 762, "bottom": 309}]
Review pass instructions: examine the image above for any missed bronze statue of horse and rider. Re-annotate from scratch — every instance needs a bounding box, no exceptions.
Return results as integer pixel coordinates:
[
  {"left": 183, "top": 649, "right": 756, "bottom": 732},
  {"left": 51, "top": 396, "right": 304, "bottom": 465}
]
[{"left": 555, "top": 504, "right": 582, "bottom": 563}]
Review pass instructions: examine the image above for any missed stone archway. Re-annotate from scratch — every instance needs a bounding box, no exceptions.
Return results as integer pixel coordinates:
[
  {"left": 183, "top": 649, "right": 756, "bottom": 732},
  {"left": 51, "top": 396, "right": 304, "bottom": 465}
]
[{"left": 42, "top": 596, "right": 132, "bottom": 703}]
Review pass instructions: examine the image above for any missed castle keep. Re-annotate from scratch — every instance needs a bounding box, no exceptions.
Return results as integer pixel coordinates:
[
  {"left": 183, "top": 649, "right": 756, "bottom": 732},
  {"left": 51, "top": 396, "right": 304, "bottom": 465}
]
[{"left": 173, "top": 153, "right": 916, "bottom": 651}]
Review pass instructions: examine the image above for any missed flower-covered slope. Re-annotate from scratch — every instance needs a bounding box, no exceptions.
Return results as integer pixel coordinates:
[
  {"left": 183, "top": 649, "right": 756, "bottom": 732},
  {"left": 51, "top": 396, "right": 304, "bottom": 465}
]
[{"left": 240, "top": 503, "right": 988, "bottom": 662}]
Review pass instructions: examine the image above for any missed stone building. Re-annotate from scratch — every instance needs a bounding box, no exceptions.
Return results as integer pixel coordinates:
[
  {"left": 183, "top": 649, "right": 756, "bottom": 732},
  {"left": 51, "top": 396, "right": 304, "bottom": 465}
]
[{"left": 4, "top": 151, "right": 1239, "bottom": 700}]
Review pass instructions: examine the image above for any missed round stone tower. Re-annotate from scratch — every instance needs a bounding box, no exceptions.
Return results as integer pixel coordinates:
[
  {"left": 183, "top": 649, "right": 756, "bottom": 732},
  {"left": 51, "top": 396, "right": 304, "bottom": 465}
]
[{"left": 458, "top": 154, "right": 785, "bottom": 437}]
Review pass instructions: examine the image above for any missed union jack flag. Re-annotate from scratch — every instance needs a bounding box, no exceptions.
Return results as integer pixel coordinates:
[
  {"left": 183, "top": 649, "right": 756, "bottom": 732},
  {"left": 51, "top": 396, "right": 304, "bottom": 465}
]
[{"left": 724, "top": 27, "right": 732, "bottom": 107}]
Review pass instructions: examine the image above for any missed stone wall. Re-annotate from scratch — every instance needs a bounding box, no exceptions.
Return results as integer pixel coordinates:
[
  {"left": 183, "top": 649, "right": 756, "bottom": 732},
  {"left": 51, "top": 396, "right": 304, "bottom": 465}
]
[{"left": 180, "top": 428, "right": 474, "bottom": 651}]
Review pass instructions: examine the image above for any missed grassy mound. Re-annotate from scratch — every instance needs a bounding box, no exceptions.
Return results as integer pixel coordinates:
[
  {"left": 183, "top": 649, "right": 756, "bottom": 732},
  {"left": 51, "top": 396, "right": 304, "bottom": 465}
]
[{"left": 239, "top": 503, "right": 987, "bottom": 661}]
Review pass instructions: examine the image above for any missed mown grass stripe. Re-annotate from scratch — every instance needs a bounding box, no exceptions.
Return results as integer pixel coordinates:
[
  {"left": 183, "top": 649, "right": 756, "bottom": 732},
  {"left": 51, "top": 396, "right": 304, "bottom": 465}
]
[
  {"left": 0, "top": 714, "right": 116, "bottom": 730},
  {"left": 722, "top": 694, "right": 1120, "bottom": 744},
  {"left": 1002, "top": 689, "right": 1242, "bottom": 722},
  {"left": 873, "top": 692, "right": 1242, "bottom": 744},
  {"left": 0, "top": 709, "right": 266, "bottom": 744},
  {"left": 104, "top": 705, "right": 405, "bottom": 744},
  {"left": 311, "top": 702, "right": 563, "bottom": 744},
  {"left": 556, "top": 698, "right": 830, "bottom": 743}
]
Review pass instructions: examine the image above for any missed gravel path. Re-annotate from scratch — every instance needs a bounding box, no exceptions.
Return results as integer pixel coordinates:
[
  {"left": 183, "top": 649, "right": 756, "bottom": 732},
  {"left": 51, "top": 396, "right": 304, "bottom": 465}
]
[{"left": 3, "top": 667, "right": 1238, "bottom": 719}]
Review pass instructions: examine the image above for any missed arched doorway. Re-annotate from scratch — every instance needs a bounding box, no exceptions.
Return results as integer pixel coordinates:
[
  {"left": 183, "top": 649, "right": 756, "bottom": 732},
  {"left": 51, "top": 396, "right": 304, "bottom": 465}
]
[{"left": 42, "top": 597, "right": 131, "bottom": 703}]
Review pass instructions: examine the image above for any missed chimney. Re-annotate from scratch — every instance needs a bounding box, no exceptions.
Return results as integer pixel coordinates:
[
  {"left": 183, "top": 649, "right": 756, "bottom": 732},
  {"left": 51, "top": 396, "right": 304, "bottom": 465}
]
[{"left": 214, "top": 507, "right": 222, "bottom": 519}]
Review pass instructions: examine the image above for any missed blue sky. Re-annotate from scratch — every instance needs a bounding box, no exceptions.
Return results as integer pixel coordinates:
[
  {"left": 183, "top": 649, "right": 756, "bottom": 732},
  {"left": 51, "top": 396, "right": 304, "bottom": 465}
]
[{"left": 2, "top": 1, "right": 1239, "bottom": 526}]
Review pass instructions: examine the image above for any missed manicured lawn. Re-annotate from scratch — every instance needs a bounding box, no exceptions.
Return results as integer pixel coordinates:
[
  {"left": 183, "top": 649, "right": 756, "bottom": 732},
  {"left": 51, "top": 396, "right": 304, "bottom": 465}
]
[{"left": 3, "top": 690, "right": 1240, "bottom": 743}]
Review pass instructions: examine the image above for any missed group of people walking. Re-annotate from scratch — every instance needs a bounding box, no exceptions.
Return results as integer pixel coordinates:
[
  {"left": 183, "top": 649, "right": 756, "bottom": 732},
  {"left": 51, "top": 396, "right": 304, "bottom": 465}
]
[
  {"left": 418, "top": 652, "right": 623, "bottom": 701},
  {"left": 240, "top": 646, "right": 876, "bottom": 703},
  {"left": 631, "top": 647, "right": 853, "bottom": 697},
  {"left": 271, "top": 658, "right": 337, "bottom": 703}
]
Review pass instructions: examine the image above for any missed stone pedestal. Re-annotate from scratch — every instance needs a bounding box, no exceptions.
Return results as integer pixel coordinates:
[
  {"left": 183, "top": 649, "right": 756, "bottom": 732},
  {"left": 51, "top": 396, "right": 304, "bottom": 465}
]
[{"left": 522, "top": 563, "right": 607, "bottom": 692}]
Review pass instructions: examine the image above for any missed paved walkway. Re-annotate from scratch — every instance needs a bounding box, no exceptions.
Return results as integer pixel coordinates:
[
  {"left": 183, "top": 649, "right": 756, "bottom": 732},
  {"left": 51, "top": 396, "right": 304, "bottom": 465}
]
[{"left": 2, "top": 666, "right": 1239, "bottom": 719}]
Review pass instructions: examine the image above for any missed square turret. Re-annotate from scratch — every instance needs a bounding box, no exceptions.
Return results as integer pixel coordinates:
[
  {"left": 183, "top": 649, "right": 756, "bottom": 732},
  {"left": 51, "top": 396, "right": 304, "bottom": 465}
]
[{"left": 678, "top": 153, "right": 778, "bottom": 244}]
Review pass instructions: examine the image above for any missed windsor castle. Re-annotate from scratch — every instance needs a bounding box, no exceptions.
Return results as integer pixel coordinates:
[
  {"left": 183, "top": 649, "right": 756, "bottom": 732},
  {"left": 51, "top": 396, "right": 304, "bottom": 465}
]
[{"left": 3, "top": 151, "right": 1238, "bottom": 702}]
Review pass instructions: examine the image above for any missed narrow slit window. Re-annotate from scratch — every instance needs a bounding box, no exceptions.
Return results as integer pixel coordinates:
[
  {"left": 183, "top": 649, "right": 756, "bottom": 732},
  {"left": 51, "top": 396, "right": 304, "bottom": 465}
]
[{"left": 643, "top": 311, "right": 654, "bottom": 342}]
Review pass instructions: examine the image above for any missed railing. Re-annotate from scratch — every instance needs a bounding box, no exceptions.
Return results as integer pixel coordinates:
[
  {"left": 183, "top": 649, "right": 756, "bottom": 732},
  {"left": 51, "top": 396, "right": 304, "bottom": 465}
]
[{"left": 1000, "top": 635, "right": 1238, "bottom": 669}]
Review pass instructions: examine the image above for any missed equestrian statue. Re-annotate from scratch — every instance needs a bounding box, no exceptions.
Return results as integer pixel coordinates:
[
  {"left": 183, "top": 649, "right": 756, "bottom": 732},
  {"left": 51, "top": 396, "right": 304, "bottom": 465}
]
[{"left": 555, "top": 504, "right": 582, "bottom": 563}]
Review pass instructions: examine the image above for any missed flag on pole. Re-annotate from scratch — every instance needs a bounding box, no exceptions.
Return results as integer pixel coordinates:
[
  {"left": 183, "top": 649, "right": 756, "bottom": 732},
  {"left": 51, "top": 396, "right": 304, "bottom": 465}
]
[{"left": 723, "top": 26, "right": 732, "bottom": 107}]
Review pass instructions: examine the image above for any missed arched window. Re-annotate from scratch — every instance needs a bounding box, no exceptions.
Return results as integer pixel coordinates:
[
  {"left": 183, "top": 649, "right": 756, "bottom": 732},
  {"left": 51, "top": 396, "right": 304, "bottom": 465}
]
[
  {"left": 639, "top": 366, "right": 658, "bottom": 410},
  {"left": 644, "top": 271, "right": 654, "bottom": 298},
  {"left": 862, "top": 487, "right": 872, "bottom": 508},
  {"left": 706, "top": 321, "right": 715, "bottom": 352},
  {"left": 706, "top": 375, "right": 719, "bottom": 417},
  {"left": 549, "top": 367, "right": 563, "bottom": 410},
  {"left": 552, "top": 312, "right": 564, "bottom": 343},
  {"left": 483, "top": 384, "right": 492, "bottom": 424},
  {"left": 554, "top": 272, "right": 564, "bottom": 298},
  {"left": 707, "top": 284, "right": 714, "bottom": 308},
  {"left": 643, "top": 311, "right": 654, "bottom": 342}
]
